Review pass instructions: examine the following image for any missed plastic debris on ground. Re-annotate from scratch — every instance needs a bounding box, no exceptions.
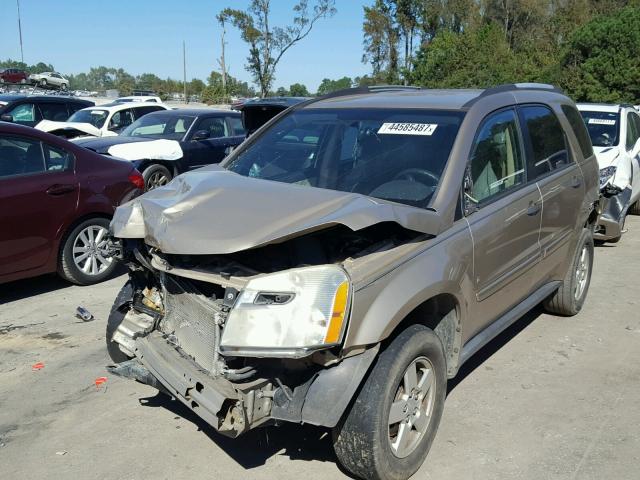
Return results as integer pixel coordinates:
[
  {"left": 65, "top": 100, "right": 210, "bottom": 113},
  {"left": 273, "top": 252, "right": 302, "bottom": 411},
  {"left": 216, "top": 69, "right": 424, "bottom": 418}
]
[
  {"left": 31, "top": 362, "right": 45, "bottom": 371},
  {"left": 75, "top": 306, "right": 94, "bottom": 322}
]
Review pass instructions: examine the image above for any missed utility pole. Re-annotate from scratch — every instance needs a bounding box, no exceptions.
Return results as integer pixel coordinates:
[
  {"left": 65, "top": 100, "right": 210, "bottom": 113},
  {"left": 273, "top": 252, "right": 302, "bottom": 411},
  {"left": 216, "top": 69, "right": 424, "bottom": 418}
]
[
  {"left": 183, "top": 40, "right": 187, "bottom": 104},
  {"left": 16, "top": 0, "right": 24, "bottom": 63},
  {"left": 217, "top": 14, "right": 228, "bottom": 101}
]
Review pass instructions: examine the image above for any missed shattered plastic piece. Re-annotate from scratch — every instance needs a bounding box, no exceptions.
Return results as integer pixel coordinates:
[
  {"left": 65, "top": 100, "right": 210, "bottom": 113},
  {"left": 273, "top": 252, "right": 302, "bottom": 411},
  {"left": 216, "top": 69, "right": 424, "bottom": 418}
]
[
  {"left": 76, "top": 306, "right": 94, "bottom": 322},
  {"left": 95, "top": 377, "right": 108, "bottom": 388},
  {"left": 55, "top": 451, "right": 67, "bottom": 456},
  {"left": 31, "top": 362, "right": 45, "bottom": 371}
]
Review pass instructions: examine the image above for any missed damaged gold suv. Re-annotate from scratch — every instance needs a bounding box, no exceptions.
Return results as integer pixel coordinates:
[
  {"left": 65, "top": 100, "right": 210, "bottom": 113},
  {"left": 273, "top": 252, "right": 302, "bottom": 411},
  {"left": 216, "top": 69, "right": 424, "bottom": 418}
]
[{"left": 106, "top": 84, "right": 600, "bottom": 480}]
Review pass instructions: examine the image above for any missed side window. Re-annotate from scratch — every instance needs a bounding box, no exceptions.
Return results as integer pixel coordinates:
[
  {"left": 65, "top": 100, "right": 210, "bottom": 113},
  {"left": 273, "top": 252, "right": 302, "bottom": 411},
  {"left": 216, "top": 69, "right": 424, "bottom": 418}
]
[
  {"left": 519, "top": 105, "right": 570, "bottom": 178},
  {"left": 0, "top": 135, "right": 45, "bottom": 177},
  {"left": 43, "top": 144, "right": 74, "bottom": 171},
  {"left": 626, "top": 112, "right": 640, "bottom": 150},
  {"left": 7, "top": 103, "right": 36, "bottom": 124},
  {"left": 226, "top": 116, "right": 245, "bottom": 136},
  {"left": 469, "top": 109, "right": 525, "bottom": 204},
  {"left": 109, "top": 109, "right": 134, "bottom": 130},
  {"left": 194, "top": 117, "right": 228, "bottom": 138},
  {"left": 39, "top": 102, "right": 70, "bottom": 122},
  {"left": 561, "top": 104, "right": 594, "bottom": 158}
]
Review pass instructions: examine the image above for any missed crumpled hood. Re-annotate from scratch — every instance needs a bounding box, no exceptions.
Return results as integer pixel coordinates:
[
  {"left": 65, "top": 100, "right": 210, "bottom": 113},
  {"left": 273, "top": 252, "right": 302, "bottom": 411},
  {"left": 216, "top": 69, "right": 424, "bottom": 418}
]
[
  {"left": 593, "top": 146, "right": 621, "bottom": 169},
  {"left": 35, "top": 120, "right": 110, "bottom": 138},
  {"left": 73, "top": 135, "right": 152, "bottom": 153},
  {"left": 111, "top": 166, "right": 440, "bottom": 255}
]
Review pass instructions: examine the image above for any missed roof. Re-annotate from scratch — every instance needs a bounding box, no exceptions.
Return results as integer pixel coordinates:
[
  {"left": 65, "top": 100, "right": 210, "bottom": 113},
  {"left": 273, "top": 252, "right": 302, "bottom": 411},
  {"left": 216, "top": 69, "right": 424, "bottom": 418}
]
[
  {"left": 242, "top": 97, "right": 310, "bottom": 108},
  {"left": 145, "top": 108, "right": 237, "bottom": 116},
  {"left": 83, "top": 102, "right": 168, "bottom": 112},
  {"left": 576, "top": 103, "right": 622, "bottom": 113},
  {"left": 306, "top": 89, "right": 483, "bottom": 110},
  {"left": 0, "top": 94, "right": 92, "bottom": 105}
]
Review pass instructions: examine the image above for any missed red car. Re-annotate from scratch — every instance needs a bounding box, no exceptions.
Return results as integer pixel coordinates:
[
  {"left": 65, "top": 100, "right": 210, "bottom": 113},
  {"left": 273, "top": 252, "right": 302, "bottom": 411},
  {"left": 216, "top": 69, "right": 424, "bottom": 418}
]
[
  {"left": 0, "top": 68, "right": 29, "bottom": 84},
  {"left": 0, "top": 122, "right": 143, "bottom": 285}
]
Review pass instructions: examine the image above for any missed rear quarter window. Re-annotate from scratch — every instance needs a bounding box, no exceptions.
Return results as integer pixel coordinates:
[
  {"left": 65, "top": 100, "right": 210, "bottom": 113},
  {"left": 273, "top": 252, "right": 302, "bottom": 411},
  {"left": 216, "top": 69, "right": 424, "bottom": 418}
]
[{"left": 561, "top": 105, "right": 594, "bottom": 158}]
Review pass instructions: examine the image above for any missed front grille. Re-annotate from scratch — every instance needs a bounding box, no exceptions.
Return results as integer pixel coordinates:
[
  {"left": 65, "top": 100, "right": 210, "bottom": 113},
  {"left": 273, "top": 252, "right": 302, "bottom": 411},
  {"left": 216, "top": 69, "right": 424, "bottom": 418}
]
[{"left": 158, "top": 274, "right": 226, "bottom": 372}]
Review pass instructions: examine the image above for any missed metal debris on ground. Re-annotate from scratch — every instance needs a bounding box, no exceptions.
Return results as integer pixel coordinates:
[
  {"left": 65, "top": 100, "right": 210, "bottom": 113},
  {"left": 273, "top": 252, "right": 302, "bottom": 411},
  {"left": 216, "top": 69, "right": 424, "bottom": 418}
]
[{"left": 75, "top": 306, "right": 94, "bottom": 322}]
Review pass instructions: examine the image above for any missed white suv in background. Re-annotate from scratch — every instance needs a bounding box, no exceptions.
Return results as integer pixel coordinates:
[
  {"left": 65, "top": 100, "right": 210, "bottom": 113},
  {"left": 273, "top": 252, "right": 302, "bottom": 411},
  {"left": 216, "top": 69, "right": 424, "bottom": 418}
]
[
  {"left": 578, "top": 103, "right": 640, "bottom": 241},
  {"left": 29, "top": 71, "right": 70, "bottom": 90},
  {"left": 115, "top": 95, "right": 164, "bottom": 104},
  {"left": 35, "top": 102, "right": 169, "bottom": 139}
]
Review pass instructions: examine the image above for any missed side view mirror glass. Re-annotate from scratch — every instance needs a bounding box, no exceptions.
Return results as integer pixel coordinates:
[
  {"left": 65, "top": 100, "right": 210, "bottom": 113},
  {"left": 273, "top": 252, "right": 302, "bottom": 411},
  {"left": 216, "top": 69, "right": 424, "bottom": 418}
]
[
  {"left": 0, "top": 114, "right": 13, "bottom": 122},
  {"left": 192, "top": 130, "right": 210, "bottom": 141}
]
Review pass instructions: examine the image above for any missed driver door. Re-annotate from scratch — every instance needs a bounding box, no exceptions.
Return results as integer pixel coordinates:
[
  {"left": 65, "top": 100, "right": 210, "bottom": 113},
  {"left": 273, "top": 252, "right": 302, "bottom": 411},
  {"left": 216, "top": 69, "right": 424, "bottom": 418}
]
[
  {"left": 184, "top": 116, "right": 233, "bottom": 169},
  {"left": 464, "top": 108, "right": 542, "bottom": 337}
]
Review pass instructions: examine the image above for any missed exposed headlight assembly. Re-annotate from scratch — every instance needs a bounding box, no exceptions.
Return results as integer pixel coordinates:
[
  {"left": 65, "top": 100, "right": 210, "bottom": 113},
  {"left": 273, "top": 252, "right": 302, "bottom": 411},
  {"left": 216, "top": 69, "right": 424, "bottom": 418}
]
[
  {"left": 599, "top": 166, "right": 617, "bottom": 189},
  {"left": 220, "top": 265, "right": 350, "bottom": 358}
]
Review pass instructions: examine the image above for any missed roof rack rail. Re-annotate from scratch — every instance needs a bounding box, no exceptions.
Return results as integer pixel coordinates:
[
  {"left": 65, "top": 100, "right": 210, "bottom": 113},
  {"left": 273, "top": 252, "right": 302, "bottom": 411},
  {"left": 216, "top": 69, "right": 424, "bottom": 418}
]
[
  {"left": 478, "top": 83, "right": 564, "bottom": 98},
  {"left": 319, "top": 84, "right": 421, "bottom": 100}
]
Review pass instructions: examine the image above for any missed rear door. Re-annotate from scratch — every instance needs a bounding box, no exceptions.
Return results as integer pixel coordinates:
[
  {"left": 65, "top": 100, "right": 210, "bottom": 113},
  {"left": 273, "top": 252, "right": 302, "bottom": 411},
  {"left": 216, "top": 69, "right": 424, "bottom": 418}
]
[
  {"left": 465, "top": 108, "right": 542, "bottom": 332},
  {"left": 0, "top": 133, "right": 78, "bottom": 277},
  {"left": 518, "top": 104, "right": 585, "bottom": 276}
]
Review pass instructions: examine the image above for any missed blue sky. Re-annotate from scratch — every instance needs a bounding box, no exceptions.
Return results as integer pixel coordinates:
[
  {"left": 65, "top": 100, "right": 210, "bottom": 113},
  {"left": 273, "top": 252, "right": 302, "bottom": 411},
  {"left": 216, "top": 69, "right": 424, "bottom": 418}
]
[{"left": 0, "top": 0, "right": 371, "bottom": 92}]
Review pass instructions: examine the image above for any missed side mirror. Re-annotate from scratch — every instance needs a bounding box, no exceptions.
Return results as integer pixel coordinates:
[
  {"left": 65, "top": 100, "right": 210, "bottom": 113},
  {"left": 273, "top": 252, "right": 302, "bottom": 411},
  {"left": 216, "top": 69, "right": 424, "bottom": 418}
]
[
  {"left": 462, "top": 164, "right": 478, "bottom": 216},
  {"left": 192, "top": 129, "right": 210, "bottom": 141},
  {"left": 0, "top": 114, "right": 13, "bottom": 122}
]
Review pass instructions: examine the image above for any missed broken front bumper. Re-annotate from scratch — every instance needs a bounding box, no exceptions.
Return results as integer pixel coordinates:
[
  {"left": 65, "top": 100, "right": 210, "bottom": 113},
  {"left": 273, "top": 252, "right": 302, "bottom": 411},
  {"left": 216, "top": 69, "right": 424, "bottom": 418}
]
[{"left": 110, "top": 330, "right": 378, "bottom": 437}]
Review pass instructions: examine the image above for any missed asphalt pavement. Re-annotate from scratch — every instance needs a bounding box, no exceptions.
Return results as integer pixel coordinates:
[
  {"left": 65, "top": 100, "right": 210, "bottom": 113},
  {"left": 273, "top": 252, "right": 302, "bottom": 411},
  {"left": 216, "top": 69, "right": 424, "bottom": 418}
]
[{"left": 1, "top": 217, "right": 639, "bottom": 480}]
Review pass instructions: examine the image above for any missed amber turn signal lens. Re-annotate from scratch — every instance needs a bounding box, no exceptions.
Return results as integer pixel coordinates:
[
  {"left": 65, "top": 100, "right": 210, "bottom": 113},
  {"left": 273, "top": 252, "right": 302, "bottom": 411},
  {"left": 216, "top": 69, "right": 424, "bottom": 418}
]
[{"left": 324, "top": 281, "right": 349, "bottom": 344}]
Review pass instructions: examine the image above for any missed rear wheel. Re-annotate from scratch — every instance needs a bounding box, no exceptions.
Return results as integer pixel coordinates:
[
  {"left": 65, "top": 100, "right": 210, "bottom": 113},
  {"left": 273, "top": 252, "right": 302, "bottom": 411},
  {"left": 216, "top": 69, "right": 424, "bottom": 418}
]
[
  {"left": 40, "top": 79, "right": 47, "bottom": 87},
  {"left": 60, "top": 83, "right": 68, "bottom": 91},
  {"left": 59, "top": 218, "right": 116, "bottom": 285},
  {"left": 333, "top": 325, "right": 447, "bottom": 480},
  {"left": 543, "top": 227, "right": 594, "bottom": 316},
  {"left": 143, "top": 164, "right": 172, "bottom": 191},
  {"left": 629, "top": 199, "right": 640, "bottom": 216}
]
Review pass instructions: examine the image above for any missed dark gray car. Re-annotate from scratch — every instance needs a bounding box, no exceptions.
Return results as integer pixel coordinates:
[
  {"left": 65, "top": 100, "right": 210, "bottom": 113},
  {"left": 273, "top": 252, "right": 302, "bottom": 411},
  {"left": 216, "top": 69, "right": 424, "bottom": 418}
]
[{"left": 105, "top": 84, "right": 599, "bottom": 480}]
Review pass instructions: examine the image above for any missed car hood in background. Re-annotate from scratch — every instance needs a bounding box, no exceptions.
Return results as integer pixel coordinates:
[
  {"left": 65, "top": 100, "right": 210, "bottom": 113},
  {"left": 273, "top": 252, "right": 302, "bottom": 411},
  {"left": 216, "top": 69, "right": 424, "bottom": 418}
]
[
  {"left": 74, "top": 136, "right": 183, "bottom": 160},
  {"left": 593, "top": 146, "right": 621, "bottom": 169},
  {"left": 111, "top": 166, "right": 439, "bottom": 255},
  {"left": 35, "top": 120, "right": 112, "bottom": 139}
]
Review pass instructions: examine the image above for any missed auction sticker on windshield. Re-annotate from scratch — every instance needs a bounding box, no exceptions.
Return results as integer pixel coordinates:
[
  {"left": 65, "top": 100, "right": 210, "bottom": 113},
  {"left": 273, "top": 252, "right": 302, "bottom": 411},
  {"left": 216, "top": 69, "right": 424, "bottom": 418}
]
[
  {"left": 378, "top": 123, "right": 438, "bottom": 135},
  {"left": 588, "top": 118, "right": 616, "bottom": 125}
]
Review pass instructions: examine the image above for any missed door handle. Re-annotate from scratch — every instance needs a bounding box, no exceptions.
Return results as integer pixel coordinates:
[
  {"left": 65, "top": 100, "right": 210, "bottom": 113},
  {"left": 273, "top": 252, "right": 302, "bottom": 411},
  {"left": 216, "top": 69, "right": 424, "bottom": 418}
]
[
  {"left": 46, "top": 184, "right": 76, "bottom": 196},
  {"left": 570, "top": 176, "right": 582, "bottom": 188},
  {"left": 527, "top": 201, "right": 541, "bottom": 216}
]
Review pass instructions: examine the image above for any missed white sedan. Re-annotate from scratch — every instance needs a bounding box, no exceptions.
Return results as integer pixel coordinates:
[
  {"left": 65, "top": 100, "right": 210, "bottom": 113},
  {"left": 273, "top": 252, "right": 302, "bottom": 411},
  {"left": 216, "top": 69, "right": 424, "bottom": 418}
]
[
  {"left": 29, "top": 71, "right": 69, "bottom": 90},
  {"left": 35, "top": 102, "right": 168, "bottom": 139},
  {"left": 578, "top": 103, "right": 640, "bottom": 241}
]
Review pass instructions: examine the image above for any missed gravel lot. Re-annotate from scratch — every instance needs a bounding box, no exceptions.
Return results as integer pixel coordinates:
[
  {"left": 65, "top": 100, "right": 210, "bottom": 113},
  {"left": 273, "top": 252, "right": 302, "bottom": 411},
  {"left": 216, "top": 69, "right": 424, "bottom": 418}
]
[{"left": 1, "top": 217, "right": 639, "bottom": 480}]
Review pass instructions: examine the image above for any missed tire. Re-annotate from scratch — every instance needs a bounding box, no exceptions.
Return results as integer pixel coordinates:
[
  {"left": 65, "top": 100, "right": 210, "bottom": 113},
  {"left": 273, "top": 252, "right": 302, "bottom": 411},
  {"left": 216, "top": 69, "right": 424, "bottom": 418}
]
[
  {"left": 40, "top": 79, "right": 47, "bottom": 87},
  {"left": 543, "top": 227, "right": 594, "bottom": 316},
  {"left": 142, "top": 164, "right": 172, "bottom": 191},
  {"left": 60, "top": 83, "right": 68, "bottom": 91},
  {"left": 629, "top": 199, "right": 640, "bottom": 216},
  {"left": 333, "top": 325, "right": 447, "bottom": 480},
  {"left": 58, "top": 217, "right": 117, "bottom": 285},
  {"left": 106, "top": 281, "right": 134, "bottom": 363}
]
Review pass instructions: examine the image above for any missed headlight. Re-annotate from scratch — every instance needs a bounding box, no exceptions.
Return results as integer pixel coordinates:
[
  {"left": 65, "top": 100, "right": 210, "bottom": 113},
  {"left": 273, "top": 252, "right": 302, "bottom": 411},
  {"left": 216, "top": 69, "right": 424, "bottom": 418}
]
[
  {"left": 599, "top": 166, "right": 616, "bottom": 188},
  {"left": 220, "top": 265, "right": 350, "bottom": 358}
]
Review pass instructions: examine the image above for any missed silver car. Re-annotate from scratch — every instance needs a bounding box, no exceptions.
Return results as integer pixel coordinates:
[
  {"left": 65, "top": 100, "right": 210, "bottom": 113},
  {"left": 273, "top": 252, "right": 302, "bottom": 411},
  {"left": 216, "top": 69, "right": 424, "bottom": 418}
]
[{"left": 105, "top": 83, "right": 600, "bottom": 480}]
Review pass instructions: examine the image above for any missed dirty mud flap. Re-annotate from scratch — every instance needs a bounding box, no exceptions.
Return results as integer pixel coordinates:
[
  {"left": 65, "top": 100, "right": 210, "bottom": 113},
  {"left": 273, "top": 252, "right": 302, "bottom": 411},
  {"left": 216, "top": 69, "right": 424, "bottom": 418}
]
[{"left": 134, "top": 332, "right": 239, "bottom": 433}]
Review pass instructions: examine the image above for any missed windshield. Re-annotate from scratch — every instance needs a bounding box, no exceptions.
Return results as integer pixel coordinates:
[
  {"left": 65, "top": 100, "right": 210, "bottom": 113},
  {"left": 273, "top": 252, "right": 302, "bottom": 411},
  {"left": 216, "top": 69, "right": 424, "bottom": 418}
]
[
  {"left": 68, "top": 109, "right": 108, "bottom": 128},
  {"left": 580, "top": 110, "right": 620, "bottom": 147},
  {"left": 225, "top": 108, "right": 464, "bottom": 208},
  {"left": 121, "top": 113, "right": 195, "bottom": 140}
]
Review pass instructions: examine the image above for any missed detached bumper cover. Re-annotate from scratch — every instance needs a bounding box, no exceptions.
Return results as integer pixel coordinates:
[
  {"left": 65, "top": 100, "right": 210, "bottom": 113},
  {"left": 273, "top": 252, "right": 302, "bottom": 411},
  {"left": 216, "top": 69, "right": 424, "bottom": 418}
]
[{"left": 595, "top": 187, "right": 631, "bottom": 240}]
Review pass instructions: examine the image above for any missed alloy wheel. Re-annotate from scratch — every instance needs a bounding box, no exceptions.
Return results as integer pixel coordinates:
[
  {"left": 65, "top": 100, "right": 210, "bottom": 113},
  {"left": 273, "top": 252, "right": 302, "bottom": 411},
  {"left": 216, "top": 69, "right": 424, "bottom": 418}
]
[
  {"left": 72, "top": 225, "right": 112, "bottom": 276},
  {"left": 388, "top": 356, "right": 436, "bottom": 458},
  {"left": 146, "top": 171, "right": 170, "bottom": 190},
  {"left": 574, "top": 244, "right": 590, "bottom": 301}
]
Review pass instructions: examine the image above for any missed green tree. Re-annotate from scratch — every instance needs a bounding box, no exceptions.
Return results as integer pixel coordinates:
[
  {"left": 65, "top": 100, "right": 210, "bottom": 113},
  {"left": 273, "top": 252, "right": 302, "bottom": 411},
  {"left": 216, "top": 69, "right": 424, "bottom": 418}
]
[
  {"left": 316, "top": 76, "right": 353, "bottom": 95},
  {"left": 289, "top": 82, "right": 309, "bottom": 96},
  {"left": 558, "top": 6, "right": 640, "bottom": 102},
  {"left": 220, "top": 0, "right": 336, "bottom": 97}
]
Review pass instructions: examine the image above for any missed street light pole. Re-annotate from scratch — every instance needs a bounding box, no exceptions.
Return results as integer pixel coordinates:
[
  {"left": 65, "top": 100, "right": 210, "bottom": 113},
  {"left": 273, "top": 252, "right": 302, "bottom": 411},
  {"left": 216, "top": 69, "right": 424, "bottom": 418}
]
[
  {"left": 16, "top": 0, "right": 24, "bottom": 63},
  {"left": 183, "top": 40, "right": 187, "bottom": 104}
]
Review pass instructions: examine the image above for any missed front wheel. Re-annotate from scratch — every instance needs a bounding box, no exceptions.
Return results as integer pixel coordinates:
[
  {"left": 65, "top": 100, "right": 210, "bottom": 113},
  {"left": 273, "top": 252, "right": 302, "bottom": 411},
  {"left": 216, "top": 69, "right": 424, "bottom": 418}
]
[
  {"left": 143, "top": 163, "right": 172, "bottom": 191},
  {"left": 333, "top": 324, "right": 447, "bottom": 480},
  {"left": 543, "top": 227, "right": 594, "bottom": 315},
  {"left": 58, "top": 218, "right": 117, "bottom": 285}
]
